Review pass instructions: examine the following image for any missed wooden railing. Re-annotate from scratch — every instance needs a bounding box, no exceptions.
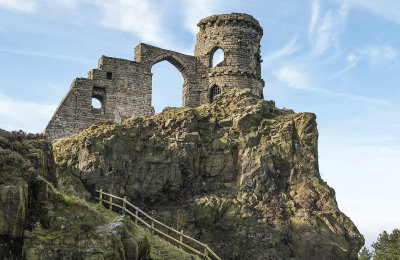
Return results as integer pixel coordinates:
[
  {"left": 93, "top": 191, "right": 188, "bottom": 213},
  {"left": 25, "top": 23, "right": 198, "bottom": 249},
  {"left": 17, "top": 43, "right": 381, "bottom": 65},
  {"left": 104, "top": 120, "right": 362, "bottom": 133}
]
[{"left": 95, "top": 189, "right": 221, "bottom": 260}]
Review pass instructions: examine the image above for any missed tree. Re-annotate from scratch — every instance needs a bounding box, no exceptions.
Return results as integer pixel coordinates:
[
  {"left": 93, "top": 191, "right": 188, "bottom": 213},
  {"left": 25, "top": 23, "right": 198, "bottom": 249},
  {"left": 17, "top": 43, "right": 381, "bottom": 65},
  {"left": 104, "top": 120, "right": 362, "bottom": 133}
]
[
  {"left": 358, "top": 247, "right": 372, "bottom": 260},
  {"left": 372, "top": 229, "right": 400, "bottom": 260}
]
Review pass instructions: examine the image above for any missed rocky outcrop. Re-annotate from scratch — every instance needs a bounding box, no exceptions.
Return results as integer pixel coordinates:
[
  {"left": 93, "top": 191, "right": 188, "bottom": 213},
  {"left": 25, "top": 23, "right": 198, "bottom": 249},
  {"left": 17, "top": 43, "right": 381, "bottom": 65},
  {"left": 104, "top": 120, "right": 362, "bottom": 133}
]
[
  {"left": 0, "top": 130, "right": 56, "bottom": 259},
  {"left": 54, "top": 89, "right": 364, "bottom": 259},
  {"left": 0, "top": 129, "right": 200, "bottom": 259}
]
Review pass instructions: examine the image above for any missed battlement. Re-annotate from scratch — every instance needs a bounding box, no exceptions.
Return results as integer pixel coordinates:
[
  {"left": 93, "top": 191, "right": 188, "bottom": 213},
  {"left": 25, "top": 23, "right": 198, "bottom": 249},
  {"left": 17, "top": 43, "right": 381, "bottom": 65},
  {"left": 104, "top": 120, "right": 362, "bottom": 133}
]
[
  {"left": 44, "top": 13, "right": 264, "bottom": 139},
  {"left": 197, "top": 13, "right": 263, "bottom": 35}
]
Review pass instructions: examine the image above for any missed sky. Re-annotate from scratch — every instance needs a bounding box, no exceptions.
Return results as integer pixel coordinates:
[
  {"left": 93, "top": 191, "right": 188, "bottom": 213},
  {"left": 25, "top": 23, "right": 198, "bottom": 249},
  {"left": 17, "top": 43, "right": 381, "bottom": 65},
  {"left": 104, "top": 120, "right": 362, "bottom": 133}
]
[{"left": 1, "top": 0, "right": 399, "bottom": 251}]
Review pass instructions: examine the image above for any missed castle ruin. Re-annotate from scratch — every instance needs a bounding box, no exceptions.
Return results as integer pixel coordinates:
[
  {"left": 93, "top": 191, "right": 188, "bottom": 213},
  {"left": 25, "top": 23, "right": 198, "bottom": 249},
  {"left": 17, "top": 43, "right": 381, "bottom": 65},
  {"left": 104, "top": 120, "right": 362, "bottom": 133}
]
[{"left": 44, "top": 13, "right": 264, "bottom": 139}]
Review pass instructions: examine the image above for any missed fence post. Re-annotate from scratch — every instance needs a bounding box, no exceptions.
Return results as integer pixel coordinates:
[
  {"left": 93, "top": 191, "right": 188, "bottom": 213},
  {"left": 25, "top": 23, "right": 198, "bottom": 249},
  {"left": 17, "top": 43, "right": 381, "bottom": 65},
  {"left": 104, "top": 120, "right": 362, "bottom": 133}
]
[
  {"left": 99, "top": 189, "right": 103, "bottom": 205},
  {"left": 122, "top": 196, "right": 127, "bottom": 215},
  {"left": 151, "top": 219, "right": 154, "bottom": 234},
  {"left": 179, "top": 230, "right": 183, "bottom": 249},
  {"left": 204, "top": 246, "right": 208, "bottom": 259},
  {"left": 135, "top": 208, "right": 138, "bottom": 224},
  {"left": 109, "top": 196, "right": 112, "bottom": 210}
]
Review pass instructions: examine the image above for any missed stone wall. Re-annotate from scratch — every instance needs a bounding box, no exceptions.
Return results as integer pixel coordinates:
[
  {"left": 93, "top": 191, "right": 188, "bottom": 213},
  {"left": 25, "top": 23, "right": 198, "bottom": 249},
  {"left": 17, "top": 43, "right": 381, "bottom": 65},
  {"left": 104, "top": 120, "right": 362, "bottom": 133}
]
[{"left": 44, "top": 13, "right": 264, "bottom": 139}]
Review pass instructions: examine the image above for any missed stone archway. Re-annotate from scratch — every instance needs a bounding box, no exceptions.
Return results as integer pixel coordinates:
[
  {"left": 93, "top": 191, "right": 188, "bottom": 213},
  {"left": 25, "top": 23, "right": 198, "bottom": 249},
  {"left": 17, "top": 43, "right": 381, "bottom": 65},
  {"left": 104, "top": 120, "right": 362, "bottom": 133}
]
[
  {"left": 134, "top": 43, "right": 198, "bottom": 108},
  {"left": 151, "top": 59, "right": 185, "bottom": 113}
]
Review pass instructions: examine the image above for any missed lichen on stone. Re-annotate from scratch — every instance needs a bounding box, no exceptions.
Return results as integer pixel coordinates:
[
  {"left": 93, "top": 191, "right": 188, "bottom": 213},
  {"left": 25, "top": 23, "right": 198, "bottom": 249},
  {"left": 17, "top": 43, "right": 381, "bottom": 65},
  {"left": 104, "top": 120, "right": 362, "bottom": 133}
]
[{"left": 52, "top": 88, "right": 364, "bottom": 259}]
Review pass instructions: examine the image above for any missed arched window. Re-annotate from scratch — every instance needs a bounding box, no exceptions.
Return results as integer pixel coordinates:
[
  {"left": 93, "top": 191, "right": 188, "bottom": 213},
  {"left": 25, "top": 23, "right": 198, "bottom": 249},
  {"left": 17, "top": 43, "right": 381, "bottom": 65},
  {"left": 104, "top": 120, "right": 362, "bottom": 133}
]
[
  {"left": 91, "top": 96, "right": 102, "bottom": 109},
  {"left": 210, "top": 85, "right": 221, "bottom": 103},
  {"left": 210, "top": 47, "right": 224, "bottom": 68}
]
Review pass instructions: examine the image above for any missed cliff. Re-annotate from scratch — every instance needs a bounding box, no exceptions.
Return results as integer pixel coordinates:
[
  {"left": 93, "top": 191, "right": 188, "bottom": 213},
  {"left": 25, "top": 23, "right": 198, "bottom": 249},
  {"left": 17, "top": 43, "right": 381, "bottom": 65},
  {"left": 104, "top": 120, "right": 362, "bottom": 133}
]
[
  {"left": 0, "top": 130, "right": 198, "bottom": 259},
  {"left": 53, "top": 89, "right": 364, "bottom": 259}
]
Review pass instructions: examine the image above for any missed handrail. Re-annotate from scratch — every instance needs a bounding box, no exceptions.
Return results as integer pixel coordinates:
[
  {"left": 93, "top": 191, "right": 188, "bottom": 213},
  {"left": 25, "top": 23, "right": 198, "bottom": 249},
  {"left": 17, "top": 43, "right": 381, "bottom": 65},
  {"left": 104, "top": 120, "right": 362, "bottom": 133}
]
[{"left": 94, "top": 189, "right": 221, "bottom": 260}]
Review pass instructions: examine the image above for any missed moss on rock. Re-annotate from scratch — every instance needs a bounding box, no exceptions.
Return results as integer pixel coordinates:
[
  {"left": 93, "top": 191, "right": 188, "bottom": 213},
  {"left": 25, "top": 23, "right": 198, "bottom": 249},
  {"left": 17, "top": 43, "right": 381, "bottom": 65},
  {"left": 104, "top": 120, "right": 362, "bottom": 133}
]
[{"left": 52, "top": 89, "right": 364, "bottom": 259}]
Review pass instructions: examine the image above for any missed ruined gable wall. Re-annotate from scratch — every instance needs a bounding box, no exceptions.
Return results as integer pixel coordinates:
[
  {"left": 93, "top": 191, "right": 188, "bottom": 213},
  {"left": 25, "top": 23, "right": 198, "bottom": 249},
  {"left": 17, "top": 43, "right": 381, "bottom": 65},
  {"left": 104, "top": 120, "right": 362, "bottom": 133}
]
[
  {"left": 44, "top": 56, "right": 153, "bottom": 139},
  {"left": 45, "top": 45, "right": 198, "bottom": 139}
]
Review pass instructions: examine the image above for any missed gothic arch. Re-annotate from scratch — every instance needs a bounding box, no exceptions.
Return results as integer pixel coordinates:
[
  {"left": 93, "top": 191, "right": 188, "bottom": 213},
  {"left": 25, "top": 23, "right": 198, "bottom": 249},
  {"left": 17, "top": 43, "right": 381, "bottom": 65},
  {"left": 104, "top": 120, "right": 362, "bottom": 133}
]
[
  {"left": 149, "top": 54, "right": 188, "bottom": 82},
  {"left": 134, "top": 43, "right": 197, "bottom": 107}
]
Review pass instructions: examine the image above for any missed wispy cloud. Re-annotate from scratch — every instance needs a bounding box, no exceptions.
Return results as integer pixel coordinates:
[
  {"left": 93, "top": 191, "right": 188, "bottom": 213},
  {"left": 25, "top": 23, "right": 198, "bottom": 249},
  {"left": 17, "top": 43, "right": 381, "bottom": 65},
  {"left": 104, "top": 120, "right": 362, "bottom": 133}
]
[
  {"left": 274, "top": 65, "right": 392, "bottom": 106},
  {"left": 331, "top": 45, "right": 399, "bottom": 78},
  {"left": 264, "top": 36, "right": 300, "bottom": 61},
  {"left": 330, "top": 53, "right": 360, "bottom": 78},
  {"left": 0, "top": 94, "right": 56, "bottom": 133},
  {"left": 308, "top": 1, "right": 349, "bottom": 56},
  {"left": 309, "top": 0, "right": 320, "bottom": 41},
  {"left": 181, "top": 0, "right": 220, "bottom": 35},
  {"left": 0, "top": 48, "right": 93, "bottom": 63},
  {"left": 340, "top": 0, "right": 400, "bottom": 25},
  {"left": 361, "top": 45, "right": 399, "bottom": 67},
  {"left": 275, "top": 66, "right": 313, "bottom": 90},
  {"left": 0, "top": 0, "right": 37, "bottom": 13},
  {"left": 92, "top": 0, "right": 169, "bottom": 45},
  {"left": 46, "top": 0, "right": 80, "bottom": 9}
]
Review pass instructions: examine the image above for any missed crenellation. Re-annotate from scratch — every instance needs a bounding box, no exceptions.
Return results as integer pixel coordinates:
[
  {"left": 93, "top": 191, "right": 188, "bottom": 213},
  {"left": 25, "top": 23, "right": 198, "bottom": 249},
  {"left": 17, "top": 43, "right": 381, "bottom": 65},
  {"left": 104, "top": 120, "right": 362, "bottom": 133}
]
[{"left": 44, "top": 13, "right": 265, "bottom": 139}]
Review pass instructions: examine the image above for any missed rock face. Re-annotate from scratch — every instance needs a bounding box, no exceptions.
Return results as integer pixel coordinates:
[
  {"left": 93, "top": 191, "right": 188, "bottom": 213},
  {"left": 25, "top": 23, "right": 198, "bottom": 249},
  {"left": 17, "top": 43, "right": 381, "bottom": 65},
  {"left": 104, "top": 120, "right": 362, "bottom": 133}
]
[
  {"left": 0, "top": 130, "right": 200, "bottom": 259},
  {"left": 0, "top": 130, "right": 56, "bottom": 259},
  {"left": 54, "top": 89, "right": 364, "bottom": 259}
]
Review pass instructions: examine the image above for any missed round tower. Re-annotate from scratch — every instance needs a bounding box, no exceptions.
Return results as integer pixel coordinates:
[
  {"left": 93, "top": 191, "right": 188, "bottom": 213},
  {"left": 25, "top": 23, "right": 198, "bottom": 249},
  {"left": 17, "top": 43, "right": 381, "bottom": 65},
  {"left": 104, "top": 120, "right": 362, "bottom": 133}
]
[{"left": 195, "top": 13, "right": 264, "bottom": 103}]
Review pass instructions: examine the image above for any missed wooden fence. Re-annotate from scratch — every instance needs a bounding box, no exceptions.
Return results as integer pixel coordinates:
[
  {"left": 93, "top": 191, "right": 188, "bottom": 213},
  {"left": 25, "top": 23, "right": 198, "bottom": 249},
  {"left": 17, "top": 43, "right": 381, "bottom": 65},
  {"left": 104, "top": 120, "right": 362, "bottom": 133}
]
[{"left": 95, "top": 189, "right": 221, "bottom": 260}]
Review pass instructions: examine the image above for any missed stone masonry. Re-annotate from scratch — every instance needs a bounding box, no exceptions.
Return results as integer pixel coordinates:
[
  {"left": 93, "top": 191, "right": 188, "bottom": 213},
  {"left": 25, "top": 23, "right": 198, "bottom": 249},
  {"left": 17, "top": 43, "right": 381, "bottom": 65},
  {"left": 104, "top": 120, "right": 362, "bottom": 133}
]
[{"left": 44, "top": 13, "right": 264, "bottom": 139}]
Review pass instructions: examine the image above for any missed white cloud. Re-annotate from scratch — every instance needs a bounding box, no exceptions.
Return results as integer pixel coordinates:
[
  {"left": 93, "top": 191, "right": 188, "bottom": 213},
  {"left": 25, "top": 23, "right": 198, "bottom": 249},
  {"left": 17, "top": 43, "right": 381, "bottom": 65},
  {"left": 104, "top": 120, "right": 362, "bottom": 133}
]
[
  {"left": 340, "top": 0, "right": 400, "bottom": 25},
  {"left": 46, "top": 0, "right": 80, "bottom": 9},
  {"left": 309, "top": 0, "right": 320, "bottom": 41},
  {"left": 332, "top": 45, "right": 399, "bottom": 78},
  {"left": 0, "top": 0, "right": 37, "bottom": 12},
  {"left": 181, "top": 0, "right": 219, "bottom": 35},
  {"left": 308, "top": 1, "right": 349, "bottom": 56},
  {"left": 313, "top": 11, "right": 334, "bottom": 55},
  {"left": 0, "top": 94, "right": 56, "bottom": 133},
  {"left": 275, "top": 66, "right": 313, "bottom": 90},
  {"left": 274, "top": 65, "right": 392, "bottom": 106},
  {"left": 362, "top": 45, "right": 399, "bottom": 63},
  {"left": 264, "top": 36, "right": 299, "bottom": 61},
  {"left": 346, "top": 53, "right": 356, "bottom": 63},
  {"left": 92, "top": 0, "right": 169, "bottom": 45},
  {"left": 0, "top": 48, "right": 93, "bottom": 63},
  {"left": 330, "top": 53, "right": 360, "bottom": 78}
]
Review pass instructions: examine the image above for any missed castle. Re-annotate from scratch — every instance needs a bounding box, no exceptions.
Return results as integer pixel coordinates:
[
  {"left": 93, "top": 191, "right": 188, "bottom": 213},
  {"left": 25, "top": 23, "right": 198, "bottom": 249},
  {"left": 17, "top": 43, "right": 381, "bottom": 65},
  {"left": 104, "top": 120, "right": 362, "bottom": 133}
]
[{"left": 44, "top": 13, "right": 264, "bottom": 139}]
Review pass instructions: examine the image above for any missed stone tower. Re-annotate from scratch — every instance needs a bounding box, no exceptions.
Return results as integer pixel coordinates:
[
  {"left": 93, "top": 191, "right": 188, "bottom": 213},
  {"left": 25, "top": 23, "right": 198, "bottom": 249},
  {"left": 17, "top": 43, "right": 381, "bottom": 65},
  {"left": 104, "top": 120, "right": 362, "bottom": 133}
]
[
  {"left": 44, "top": 13, "right": 265, "bottom": 139},
  {"left": 195, "top": 13, "right": 264, "bottom": 104}
]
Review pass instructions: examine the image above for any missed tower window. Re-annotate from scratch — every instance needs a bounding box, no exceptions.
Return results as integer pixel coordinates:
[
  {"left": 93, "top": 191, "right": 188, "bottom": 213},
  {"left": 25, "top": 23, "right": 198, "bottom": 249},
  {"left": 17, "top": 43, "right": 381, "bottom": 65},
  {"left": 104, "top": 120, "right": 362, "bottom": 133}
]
[
  {"left": 106, "top": 72, "right": 112, "bottom": 79},
  {"left": 210, "top": 48, "right": 224, "bottom": 68},
  {"left": 210, "top": 85, "right": 221, "bottom": 102}
]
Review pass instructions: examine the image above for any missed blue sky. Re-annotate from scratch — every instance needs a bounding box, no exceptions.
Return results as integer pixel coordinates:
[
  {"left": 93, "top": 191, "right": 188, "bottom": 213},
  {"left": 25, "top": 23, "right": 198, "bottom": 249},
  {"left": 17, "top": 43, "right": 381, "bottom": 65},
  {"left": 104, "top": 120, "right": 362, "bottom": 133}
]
[{"left": 1, "top": 0, "right": 399, "bottom": 250}]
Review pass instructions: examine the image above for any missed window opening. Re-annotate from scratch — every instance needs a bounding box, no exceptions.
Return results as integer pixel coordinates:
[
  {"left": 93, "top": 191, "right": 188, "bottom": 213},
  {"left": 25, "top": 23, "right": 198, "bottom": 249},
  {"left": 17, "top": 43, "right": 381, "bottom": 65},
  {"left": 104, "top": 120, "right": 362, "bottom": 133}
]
[
  {"left": 92, "top": 97, "right": 102, "bottom": 109},
  {"left": 106, "top": 72, "right": 113, "bottom": 79},
  {"left": 210, "top": 85, "right": 221, "bottom": 102},
  {"left": 210, "top": 48, "right": 224, "bottom": 68}
]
